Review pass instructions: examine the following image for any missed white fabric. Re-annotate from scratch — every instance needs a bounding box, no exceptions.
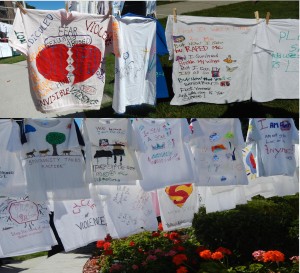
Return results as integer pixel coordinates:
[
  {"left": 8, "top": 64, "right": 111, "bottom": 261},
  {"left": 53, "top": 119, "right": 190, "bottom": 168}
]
[
  {"left": 131, "top": 118, "right": 195, "bottom": 191},
  {"left": 22, "top": 118, "right": 89, "bottom": 201},
  {"left": 53, "top": 186, "right": 108, "bottom": 252},
  {"left": 0, "top": 42, "right": 12, "bottom": 57},
  {"left": 252, "top": 19, "right": 299, "bottom": 101},
  {"left": 0, "top": 120, "right": 27, "bottom": 197},
  {"left": 165, "top": 15, "right": 258, "bottom": 105},
  {"left": 246, "top": 118, "right": 299, "bottom": 177},
  {"left": 100, "top": 184, "right": 158, "bottom": 238},
  {"left": 68, "top": 1, "right": 110, "bottom": 15},
  {"left": 112, "top": 16, "right": 156, "bottom": 114},
  {"left": 0, "top": 196, "right": 57, "bottom": 257},
  {"left": 9, "top": 8, "right": 113, "bottom": 113},
  {"left": 82, "top": 118, "right": 142, "bottom": 185},
  {"left": 0, "top": 22, "right": 13, "bottom": 35},
  {"left": 158, "top": 183, "right": 199, "bottom": 231},
  {"left": 201, "top": 186, "right": 247, "bottom": 213},
  {"left": 190, "top": 119, "right": 248, "bottom": 186}
]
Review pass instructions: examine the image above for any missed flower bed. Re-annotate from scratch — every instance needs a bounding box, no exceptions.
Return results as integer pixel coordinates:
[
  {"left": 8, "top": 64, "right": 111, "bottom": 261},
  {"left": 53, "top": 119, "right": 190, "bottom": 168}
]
[{"left": 86, "top": 228, "right": 299, "bottom": 273}]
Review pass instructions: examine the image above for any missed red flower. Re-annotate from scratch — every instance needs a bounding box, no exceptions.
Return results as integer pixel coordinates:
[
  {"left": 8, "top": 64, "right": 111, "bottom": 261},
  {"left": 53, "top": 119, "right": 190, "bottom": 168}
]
[
  {"left": 104, "top": 249, "right": 113, "bottom": 255},
  {"left": 103, "top": 242, "right": 111, "bottom": 250},
  {"left": 211, "top": 251, "right": 224, "bottom": 260},
  {"left": 172, "top": 254, "right": 188, "bottom": 265},
  {"left": 263, "top": 250, "right": 285, "bottom": 263},
  {"left": 169, "top": 232, "right": 179, "bottom": 240},
  {"left": 138, "top": 248, "right": 144, "bottom": 253},
  {"left": 176, "top": 266, "right": 188, "bottom": 273},
  {"left": 152, "top": 231, "right": 160, "bottom": 237},
  {"left": 158, "top": 222, "right": 164, "bottom": 231},
  {"left": 215, "top": 247, "right": 232, "bottom": 255},
  {"left": 105, "top": 234, "right": 112, "bottom": 242},
  {"left": 163, "top": 233, "right": 169, "bottom": 238},
  {"left": 129, "top": 241, "right": 135, "bottom": 247},
  {"left": 199, "top": 250, "right": 212, "bottom": 260},
  {"left": 96, "top": 240, "right": 105, "bottom": 248},
  {"left": 173, "top": 239, "right": 181, "bottom": 245},
  {"left": 173, "top": 245, "right": 185, "bottom": 252}
]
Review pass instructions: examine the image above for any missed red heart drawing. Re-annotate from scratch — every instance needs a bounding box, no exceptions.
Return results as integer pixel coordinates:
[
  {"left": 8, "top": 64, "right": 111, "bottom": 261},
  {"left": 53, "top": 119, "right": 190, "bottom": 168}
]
[
  {"left": 36, "top": 44, "right": 101, "bottom": 84},
  {"left": 71, "top": 44, "right": 101, "bottom": 84},
  {"left": 165, "top": 184, "right": 193, "bottom": 208},
  {"left": 36, "top": 44, "right": 69, "bottom": 83}
]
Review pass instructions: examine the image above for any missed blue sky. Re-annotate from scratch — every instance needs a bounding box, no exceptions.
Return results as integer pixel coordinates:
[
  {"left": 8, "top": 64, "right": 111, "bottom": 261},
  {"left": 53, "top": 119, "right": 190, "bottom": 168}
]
[{"left": 26, "top": 1, "right": 65, "bottom": 10}]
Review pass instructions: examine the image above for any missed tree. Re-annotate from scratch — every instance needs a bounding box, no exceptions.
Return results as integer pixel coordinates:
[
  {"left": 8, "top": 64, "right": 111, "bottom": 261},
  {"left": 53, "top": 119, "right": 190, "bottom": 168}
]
[{"left": 46, "top": 132, "right": 66, "bottom": 156}]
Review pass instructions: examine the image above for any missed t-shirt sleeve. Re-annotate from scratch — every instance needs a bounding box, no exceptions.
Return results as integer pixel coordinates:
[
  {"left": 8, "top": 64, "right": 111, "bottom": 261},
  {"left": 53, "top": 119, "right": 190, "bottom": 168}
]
[
  {"left": 181, "top": 118, "right": 192, "bottom": 143},
  {"left": 67, "top": 119, "right": 81, "bottom": 149},
  {"left": 290, "top": 119, "right": 299, "bottom": 144},
  {"left": 8, "top": 8, "right": 28, "bottom": 56},
  {"left": 7, "top": 120, "right": 23, "bottom": 153},
  {"left": 127, "top": 119, "right": 147, "bottom": 152},
  {"left": 233, "top": 118, "right": 245, "bottom": 148},
  {"left": 246, "top": 118, "right": 260, "bottom": 144},
  {"left": 165, "top": 15, "right": 174, "bottom": 60}
]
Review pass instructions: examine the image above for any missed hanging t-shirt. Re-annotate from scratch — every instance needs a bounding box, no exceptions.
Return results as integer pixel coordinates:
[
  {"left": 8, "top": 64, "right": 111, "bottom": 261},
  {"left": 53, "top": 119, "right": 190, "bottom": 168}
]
[
  {"left": 112, "top": 16, "right": 156, "bottom": 114},
  {"left": 130, "top": 118, "right": 195, "bottom": 191},
  {"left": 100, "top": 184, "right": 157, "bottom": 238},
  {"left": 246, "top": 118, "right": 299, "bottom": 177},
  {"left": 252, "top": 19, "right": 299, "bottom": 101},
  {"left": 9, "top": 8, "right": 113, "bottom": 113},
  {"left": 158, "top": 183, "right": 199, "bottom": 231},
  {"left": 22, "top": 118, "right": 89, "bottom": 201},
  {"left": 53, "top": 186, "right": 108, "bottom": 252},
  {"left": 0, "top": 119, "right": 27, "bottom": 197},
  {"left": 190, "top": 119, "right": 248, "bottom": 186},
  {"left": 0, "top": 196, "right": 57, "bottom": 257},
  {"left": 165, "top": 15, "right": 258, "bottom": 105},
  {"left": 82, "top": 118, "right": 142, "bottom": 184}
]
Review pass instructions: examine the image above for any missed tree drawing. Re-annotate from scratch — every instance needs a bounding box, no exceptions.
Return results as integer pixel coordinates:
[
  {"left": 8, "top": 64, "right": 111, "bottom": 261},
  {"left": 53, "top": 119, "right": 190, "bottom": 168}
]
[{"left": 45, "top": 132, "right": 66, "bottom": 156}]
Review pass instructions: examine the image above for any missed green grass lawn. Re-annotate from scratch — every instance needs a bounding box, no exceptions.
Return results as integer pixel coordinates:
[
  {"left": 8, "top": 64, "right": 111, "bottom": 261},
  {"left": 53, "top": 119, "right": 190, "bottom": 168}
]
[{"left": 0, "top": 55, "right": 26, "bottom": 64}]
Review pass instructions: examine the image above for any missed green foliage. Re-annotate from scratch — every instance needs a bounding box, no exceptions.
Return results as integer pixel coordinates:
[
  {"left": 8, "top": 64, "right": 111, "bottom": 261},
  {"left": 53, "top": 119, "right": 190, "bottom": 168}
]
[
  {"left": 45, "top": 132, "right": 66, "bottom": 146},
  {"left": 0, "top": 55, "right": 26, "bottom": 64},
  {"left": 192, "top": 195, "right": 299, "bottom": 263}
]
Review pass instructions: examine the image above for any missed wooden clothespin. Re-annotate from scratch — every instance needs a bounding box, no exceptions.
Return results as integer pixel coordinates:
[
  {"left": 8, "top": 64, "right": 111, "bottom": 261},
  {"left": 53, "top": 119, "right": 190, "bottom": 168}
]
[
  {"left": 65, "top": 2, "right": 69, "bottom": 12},
  {"left": 16, "top": 2, "right": 27, "bottom": 14},
  {"left": 173, "top": 8, "right": 177, "bottom": 23},
  {"left": 254, "top": 10, "right": 259, "bottom": 23},
  {"left": 266, "top": 12, "right": 271, "bottom": 25}
]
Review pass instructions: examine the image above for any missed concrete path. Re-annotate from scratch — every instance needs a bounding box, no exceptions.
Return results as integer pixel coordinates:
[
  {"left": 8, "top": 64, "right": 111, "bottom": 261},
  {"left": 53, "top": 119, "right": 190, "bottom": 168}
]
[
  {"left": 0, "top": 245, "right": 94, "bottom": 273},
  {"left": 156, "top": 0, "right": 243, "bottom": 19},
  {"left": 0, "top": 61, "right": 111, "bottom": 118}
]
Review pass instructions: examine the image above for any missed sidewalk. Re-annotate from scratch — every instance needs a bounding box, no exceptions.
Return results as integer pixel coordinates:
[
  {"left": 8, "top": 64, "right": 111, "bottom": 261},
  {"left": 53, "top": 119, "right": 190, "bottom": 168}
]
[
  {"left": 156, "top": 0, "right": 242, "bottom": 19},
  {"left": 0, "top": 61, "right": 111, "bottom": 118},
  {"left": 0, "top": 245, "right": 94, "bottom": 273}
]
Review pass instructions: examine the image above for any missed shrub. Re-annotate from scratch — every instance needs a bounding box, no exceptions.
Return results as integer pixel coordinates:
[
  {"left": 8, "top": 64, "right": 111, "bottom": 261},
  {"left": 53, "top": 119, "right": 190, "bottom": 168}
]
[{"left": 192, "top": 194, "right": 299, "bottom": 263}]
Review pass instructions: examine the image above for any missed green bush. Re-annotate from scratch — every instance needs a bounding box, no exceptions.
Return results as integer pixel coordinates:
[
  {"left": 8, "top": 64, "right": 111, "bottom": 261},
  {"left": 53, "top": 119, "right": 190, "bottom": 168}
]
[{"left": 192, "top": 194, "right": 299, "bottom": 263}]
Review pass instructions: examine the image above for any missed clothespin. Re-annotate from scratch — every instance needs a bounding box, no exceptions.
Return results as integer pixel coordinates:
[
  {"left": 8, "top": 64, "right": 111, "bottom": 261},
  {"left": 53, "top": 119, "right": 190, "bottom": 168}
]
[
  {"left": 117, "top": 10, "right": 121, "bottom": 17},
  {"left": 16, "top": 2, "right": 27, "bottom": 14},
  {"left": 108, "top": 4, "right": 112, "bottom": 16},
  {"left": 254, "top": 10, "right": 259, "bottom": 23},
  {"left": 266, "top": 12, "right": 271, "bottom": 25},
  {"left": 173, "top": 8, "right": 177, "bottom": 23},
  {"left": 65, "top": 2, "right": 69, "bottom": 12},
  {"left": 153, "top": 11, "right": 157, "bottom": 19}
]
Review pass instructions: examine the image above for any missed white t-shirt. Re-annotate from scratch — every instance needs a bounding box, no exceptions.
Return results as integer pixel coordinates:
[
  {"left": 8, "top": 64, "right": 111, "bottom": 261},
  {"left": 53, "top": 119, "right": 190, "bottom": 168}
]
[
  {"left": 22, "top": 118, "right": 89, "bottom": 201},
  {"left": 165, "top": 16, "right": 258, "bottom": 105},
  {"left": 112, "top": 16, "right": 156, "bottom": 114},
  {"left": 53, "top": 188, "right": 107, "bottom": 252},
  {"left": 158, "top": 183, "right": 199, "bottom": 231},
  {"left": 252, "top": 20, "right": 299, "bottom": 101},
  {"left": 82, "top": 118, "right": 142, "bottom": 185},
  {"left": 0, "top": 196, "right": 57, "bottom": 257},
  {"left": 100, "top": 184, "right": 158, "bottom": 238},
  {"left": 246, "top": 118, "right": 299, "bottom": 177},
  {"left": 9, "top": 8, "right": 113, "bottom": 113},
  {"left": 190, "top": 119, "right": 248, "bottom": 186},
  {"left": 131, "top": 118, "right": 195, "bottom": 191},
  {"left": 0, "top": 119, "right": 27, "bottom": 197}
]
